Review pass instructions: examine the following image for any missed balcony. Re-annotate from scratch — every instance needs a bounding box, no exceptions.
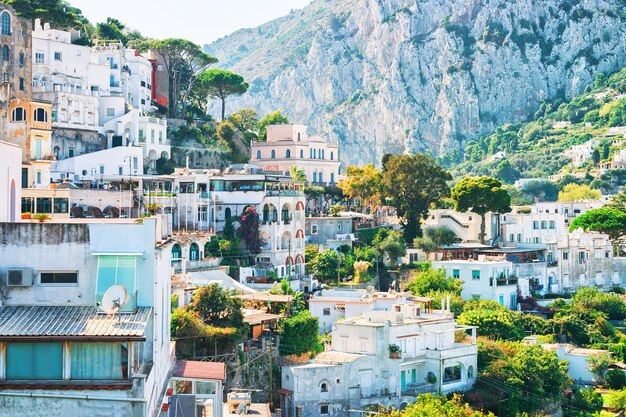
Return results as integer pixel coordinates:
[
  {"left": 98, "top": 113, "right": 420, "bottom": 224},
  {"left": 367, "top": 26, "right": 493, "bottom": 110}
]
[
  {"left": 492, "top": 276, "right": 518, "bottom": 286},
  {"left": 401, "top": 383, "right": 436, "bottom": 396}
]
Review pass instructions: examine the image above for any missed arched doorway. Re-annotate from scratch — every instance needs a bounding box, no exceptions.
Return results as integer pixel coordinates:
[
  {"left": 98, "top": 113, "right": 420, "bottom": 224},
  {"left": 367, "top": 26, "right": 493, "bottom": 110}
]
[
  {"left": 189, "top": 243, "right": 200, "bottom": 262},
  {"left": 171, "top": 244, "right": 182, "bottom": 262}
]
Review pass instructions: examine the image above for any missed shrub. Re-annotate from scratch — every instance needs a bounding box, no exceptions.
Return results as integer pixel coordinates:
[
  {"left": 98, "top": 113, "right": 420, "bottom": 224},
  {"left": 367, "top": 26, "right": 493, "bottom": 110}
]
[{"left": 606, "top": 369, "right": 626, "bottom": 390}]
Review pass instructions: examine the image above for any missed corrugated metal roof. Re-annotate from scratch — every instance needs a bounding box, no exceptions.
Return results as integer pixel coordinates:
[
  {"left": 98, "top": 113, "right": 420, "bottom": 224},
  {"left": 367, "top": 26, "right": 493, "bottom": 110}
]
[
  {"left": 172, "top": 360, "right": 225, "bottom": 380},
  {"left": 0, "top": 306, "right": 151, "bottom": 341}
]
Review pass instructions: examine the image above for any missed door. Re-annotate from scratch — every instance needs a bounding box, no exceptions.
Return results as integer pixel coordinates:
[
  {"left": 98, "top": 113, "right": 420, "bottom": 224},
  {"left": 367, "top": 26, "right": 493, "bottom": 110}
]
[
  {"left": 411, "top": 368, "right": 416, "bottom": 384},
  {"left": 400, "top": 370, "right": 406, "bottom": 391}
]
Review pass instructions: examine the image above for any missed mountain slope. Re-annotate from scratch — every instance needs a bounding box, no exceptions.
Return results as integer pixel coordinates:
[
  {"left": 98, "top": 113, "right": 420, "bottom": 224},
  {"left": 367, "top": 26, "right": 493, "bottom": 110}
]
[{"left": 206, "top": 0, "right": 626, "bottom": 166}]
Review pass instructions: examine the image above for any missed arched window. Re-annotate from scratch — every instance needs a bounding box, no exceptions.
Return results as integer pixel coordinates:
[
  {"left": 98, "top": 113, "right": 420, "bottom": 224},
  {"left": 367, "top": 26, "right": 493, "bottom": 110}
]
[
  {"left": 2, "top": 45, "right": 9, "bottom": 61},
  {"left": 271, "top": 149, "right": 276, "bottom": 159},
  {"left": 313, "top": 149, "right": 317, "bottom": 159},
  {"left": 34, "top": 108, "right": 48, "bottom": 122},
  {"left": 1, "top": 12, "right": 10, "bottom": 36},
  {"left": 53, "top": 146, "right": 60, "bottom": 159},
  {"left": 320, "top": 382, "right": 328, "bottom": 393},
  {"left": 330, "top": 151, "right": 334, "bottom": 160},
  {"left": 300, "top": 149, "right": 304, "bottom": 158},
  {"left": 171, "top": 244, "right": 182, "bottom": 261},
  {"left": 11, "top": 107, "right": 25, "bottom": 122},
  {"left": 330, "top": 173, "right": 335, "bottom": 184},
  {"left": 319, "top": 172, "right": 323, "bottom": 184},
  {"left": 313, "top": 172, "right": 317, "bottom": 183},
  {"left": 468, "top": 365, "right": 474, "bottom": 380},
  {"left": 189, "top": 243, "right": 200, "bottom": 262},
  {"left": 309, "top": 149, "right": 312, "bottom": 159},
  {"left": 256, "top": 150, "right": 261, "bottom": 159},
  {"left": 286, "top": 149, "right": 291, "bottom": 158},
  {"left": 321, "top": 150, "right": 324, "bottom": 159}
]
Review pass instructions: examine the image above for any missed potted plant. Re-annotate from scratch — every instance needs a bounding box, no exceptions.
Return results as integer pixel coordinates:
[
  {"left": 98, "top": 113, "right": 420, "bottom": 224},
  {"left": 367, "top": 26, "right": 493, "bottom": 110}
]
[
  {"left": 389, "top": 344, "right": 401, "bottom": 359},
  {"left": 426, "top": 372, "right": 437, "bottom": 384},
  {"left": 33, "top": 213, "right": 51, "bottom": 223},
  {"left": 21, "top": 212, "right": 31, "bottom": 220}
]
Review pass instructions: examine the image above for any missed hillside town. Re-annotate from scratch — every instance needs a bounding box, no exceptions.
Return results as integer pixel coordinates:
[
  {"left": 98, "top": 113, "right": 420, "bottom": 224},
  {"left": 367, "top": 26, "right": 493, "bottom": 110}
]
[{"left": 2, "top": 2, "right": 626, "bottom": 417}]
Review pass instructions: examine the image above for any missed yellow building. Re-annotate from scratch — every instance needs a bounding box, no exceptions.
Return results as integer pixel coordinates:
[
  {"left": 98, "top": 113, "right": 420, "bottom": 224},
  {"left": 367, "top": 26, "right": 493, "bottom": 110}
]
[{"left": 21, "top": 187, "right": 70, "bottom": 219}]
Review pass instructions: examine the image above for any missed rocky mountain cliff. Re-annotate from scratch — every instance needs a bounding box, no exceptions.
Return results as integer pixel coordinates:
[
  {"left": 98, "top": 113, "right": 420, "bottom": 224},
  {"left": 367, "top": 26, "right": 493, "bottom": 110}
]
[{"left": 205, "top": 0, "right": 626, "bottom": 166}]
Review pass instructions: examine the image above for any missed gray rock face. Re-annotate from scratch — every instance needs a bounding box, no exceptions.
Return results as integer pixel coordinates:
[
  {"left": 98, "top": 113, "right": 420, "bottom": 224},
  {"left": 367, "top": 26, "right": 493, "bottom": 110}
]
[{"left": 205, "top": 0, "right": 626, "bottom": 166}]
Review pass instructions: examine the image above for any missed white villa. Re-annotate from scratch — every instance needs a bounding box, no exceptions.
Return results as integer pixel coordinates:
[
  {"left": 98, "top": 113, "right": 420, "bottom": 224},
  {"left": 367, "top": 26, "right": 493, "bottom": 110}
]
[{"left": 281, "top": 304, "right": 478, "bottom": 417}]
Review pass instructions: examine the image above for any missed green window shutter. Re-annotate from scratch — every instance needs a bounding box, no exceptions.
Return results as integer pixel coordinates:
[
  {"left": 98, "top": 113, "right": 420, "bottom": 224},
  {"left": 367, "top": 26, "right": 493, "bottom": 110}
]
[{"left": 6, "top": 343, "right": 63, "bottom": 379}]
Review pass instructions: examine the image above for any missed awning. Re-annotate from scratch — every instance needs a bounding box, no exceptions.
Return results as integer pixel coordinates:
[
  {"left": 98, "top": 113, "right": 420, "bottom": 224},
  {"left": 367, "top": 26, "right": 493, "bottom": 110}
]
[
  {"left": 172, "top": 360, "right": 226, "bottom": 381},
  {"left": 0, "top": 305, "right": 151, "bottom": 341}
]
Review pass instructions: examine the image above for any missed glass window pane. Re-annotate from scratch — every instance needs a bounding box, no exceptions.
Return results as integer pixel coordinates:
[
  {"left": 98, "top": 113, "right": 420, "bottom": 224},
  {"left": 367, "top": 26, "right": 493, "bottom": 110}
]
[
  {"left": 196, "top": 381, "right": 217, "bottom": 395},
  {"left": 6, "top": 343, "right": 63, "bottom": 379},
  {"left": 53, "top": 198, "right": 69, "bottom": 213},
  {"left": 97, "top": 255, "right": 117, "bottom": 299},
  {"left": 71, "top": 342, "right": 123, "bottom": 379}
]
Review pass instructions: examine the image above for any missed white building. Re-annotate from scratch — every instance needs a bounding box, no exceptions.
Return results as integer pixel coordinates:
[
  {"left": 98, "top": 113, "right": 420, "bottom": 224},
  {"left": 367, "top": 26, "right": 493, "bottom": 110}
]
[
  {"left": 281, "top": 305, "right": 478, "bottom": 417},
  {"left": 32, "top": 20, "right": 110, "bottom": 160},
  {"left": 250, "top": 125, "right": 340, "bottom": 186},
  {"left": 309, "top": 289, "right": 412, "bottom": 332},
  {"left": 0, "top": 141, "right": 22, "bottom": 222},
  {"left": 0, "top": 217, "right": 174, "bottom": 417},
  {"left": 542, "top": 344, "right": 610, "bottom": 385},
  {"left": 52, "top": 145, "right": 144, "bottom": 183},
  {"left": 431, "top": 258, "right": 527, "bottom": 309},
  {"left": 424, "top": 209, "right": 499, "bottom": 244},
  {"left": 565, "top": 139, "right": 599, "bottom": 167}
]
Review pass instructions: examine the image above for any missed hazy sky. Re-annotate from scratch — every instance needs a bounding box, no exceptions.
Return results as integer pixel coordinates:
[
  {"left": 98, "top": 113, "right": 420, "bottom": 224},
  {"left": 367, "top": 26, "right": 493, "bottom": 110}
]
[{"left": 69, "top": 0, "right": 312, "bottom": 45}]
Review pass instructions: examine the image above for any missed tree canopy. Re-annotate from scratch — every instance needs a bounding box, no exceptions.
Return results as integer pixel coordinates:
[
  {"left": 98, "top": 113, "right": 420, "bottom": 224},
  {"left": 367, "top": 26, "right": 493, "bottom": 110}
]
[
  {"left": 257, "top": 110, "right": 289, "bottom": 140},
  {"left": 557, "top": 183, "right": 602, "bottom": 202},
  {"left": 384, "top": 394, "right": 495, "bottom": 417},
  {"left": 338, "top": 164, "right": 382, "bottom": 211},
  {"left": 278, "top": 311, "right": 320, "bottom": 356},
  {"left": 569, "top": 207, "right": 626, "bottom": 243},
  {"left": 196, "top": 69, "right": 249, "bottom": 120},
  {"left": 451, "top": 176, "right": 511, "bottom": 244},
  {"left": 407, "top": 267, "right": 463, "bottom": 296},
  {"left": 381, "top": 154, "right": 452, "bottom": 242},
  {"left": 187, "top": 284, "right": 245, "bottom": 331}
]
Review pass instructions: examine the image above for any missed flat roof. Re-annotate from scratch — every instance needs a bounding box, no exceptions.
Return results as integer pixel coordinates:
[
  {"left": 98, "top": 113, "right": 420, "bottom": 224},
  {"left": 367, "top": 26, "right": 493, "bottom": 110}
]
[
  {"left": 0, "top": 306, "right": 151, "bottom": 341},
  {"left": 236, "top": 293, "right": 293, "bottom": 303},
  {"left": 476, "top": 246, "right": 546, "bottom": 254},
  {"left": 314, "top": 351, "right": 365, "bottom": 364},
  {"left": 172, "top": 360, "right": 226, "bottom": 381}
]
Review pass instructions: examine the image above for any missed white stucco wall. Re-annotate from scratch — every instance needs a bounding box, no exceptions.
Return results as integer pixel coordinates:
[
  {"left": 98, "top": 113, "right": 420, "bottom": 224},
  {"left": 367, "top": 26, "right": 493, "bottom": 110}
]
[{"left": 0, "top": 141, "right": 22, "bottom": 222}]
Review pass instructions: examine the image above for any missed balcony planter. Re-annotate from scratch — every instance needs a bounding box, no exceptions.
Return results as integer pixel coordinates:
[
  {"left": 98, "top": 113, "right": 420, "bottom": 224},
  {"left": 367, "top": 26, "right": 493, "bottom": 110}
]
[
  {"left": 21, "top": 212, "right": 31, "bottom": 220},
  {"left": 33, "top": 213, "right": 51, "bottom": 223},
  {"left": 389, "top": 344, "right": 401, "bottom": 359}
]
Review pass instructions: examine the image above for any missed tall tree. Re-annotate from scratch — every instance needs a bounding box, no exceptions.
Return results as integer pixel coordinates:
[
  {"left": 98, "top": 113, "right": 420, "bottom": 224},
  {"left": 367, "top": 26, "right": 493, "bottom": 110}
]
[
  {"left": 451, "top": 176, "right": 511, "bottom": 244},
  {"left": 558, "top": 183, "right": 602, "bottom": 202},
  {"left": 2, "top": 0, "right": 85, "bottom": 29},
  {"left": 570, "top": 207, "right": 626, "bottom": 254},
  {"left": 381, "top": 154, "right": 452, "bottom": 242},
  {"left": 257, "top": 110, "right": 289, "bottom": 140},
  {"left": 228, "top": 109, "right": 259, "bottom": 132},
  {"left": 188, "top": 284, "right": 245, "bottom": 330},
  {"left": 196, "top": 69, "right": 249, "bottom": 120},
  {"left": 338, "top": 164, "right": 382, "bottom": 212},
  {"left": 146, "top": 38, "right": 218, "bottom": 118},
  {"left": 238, "top": 206, "right": 264, "bottom": 255}
]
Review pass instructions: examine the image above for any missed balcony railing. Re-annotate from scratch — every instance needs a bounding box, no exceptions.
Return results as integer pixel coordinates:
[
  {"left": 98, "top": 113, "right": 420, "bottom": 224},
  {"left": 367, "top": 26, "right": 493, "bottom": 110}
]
[
  {"left": 492, "top": 277, "right": 518, "bottom": 286},
  {"left": 401, "top": 383, "right": 437, "bottom": 396}
]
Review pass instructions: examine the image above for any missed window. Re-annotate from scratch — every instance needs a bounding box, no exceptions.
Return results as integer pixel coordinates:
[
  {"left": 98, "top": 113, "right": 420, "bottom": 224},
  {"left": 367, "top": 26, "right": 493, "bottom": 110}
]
[
  {"left": 70, "top": 342, "right": 127, "bottom": 379},
  {"left": 311, "top": 224, "right": 318, "bottom": 235},
  {"left": 34, "top": 108, "right": 48, "bottom": 122},
  {"left": 453, "top": 269, "right": 460, "bottom": 279},
  {"left": 36, "top": 197, "right": 52, "bottom": 214},
  {"left": 549, "top": 220, "right": 555, "bottom": 229},
  {"left": 300, "top": 149, "right": 304, "bottom": 158},
  {"left": 533, "top": 237, "right": 540, "bottom": 244},
  {"left": 540, "top": 221, "right": 547, "bottom": 229},
  {"left": 471, "top": 270, "right": 480, "bottom": 280},
  {"left": 323, "top": 308, "right": 330, "bottom": 316},
  {"left": 35, "top": 51, "right": 44, "bottom": 64},
  {"left": 532, "top": 221, "right": 539, "bottom": 230},
  {"left": 517, "top": 233, "right": 522, "bottom": 242},
  {"left": 179, "top": 182, "right": 195, "bottom": 193},
  {"left": 468, "top": 365, "right": 474, "bottom": 379},
  {"left": 320, "top": 382, "right": 328, "bottom": 392},
  {"left": 40, "top": 272, "right": 78, "bottom": 285},
  {"left": 563, "top": 251, "right": 569, "bottom": 261},
  {"left": 150, "top": 130, "right": 155, "bottom": 144},
  {"left": 96, "top": 255, "right": 137, "bottom": 311},
  {"left": 138, "top": 129, "right": 145, "bottom": 142},
  {"left": 36, "top": 171, "right": 42, "bottom": 185},
  {"left": 118, "top": 166, "right": 123, "bottom": 175},
  {"left": 54, "top": 51, "right": 62, "bottom": 61},
  {"left": 18, "top": 77, "right": 24, "bottom": 91},
  {"left": 499, "top": 295, "right": 505, "bottom": 305},
  {"left": 100, "top": 165, "right": 105, "bottom": 174},
  {"left": 2, "top": 44, "right": 8, "bottom": 61},
  {"left": 271, "top": 149, "right": 276, "bottom": 159},
  {"left": 11, "top": 107, "right": 25, "bottom": 121},
  {"left": 21, "top": 197, "right": 34, "bottom": 214},
  {"left": 1, "top": 11, "right": 10, "bottom": 35},
  {"left": 360, "top": 341, "right": 367, "bottom": 351},
  {"left": 286, "top": 149, "right": 291, "bottom": 158},
  {"left": 133, "top": 157, "right": 138, "bottom": 170},
  {"left": 337, "top": 223, "right": 342, "bottom": 231},
  {"left": 106, "top": 108, "right": 115, "bottom": 117},
  {"left": 320, "top": 405, "right": 329, "bottom": 415},
  {"left": 330, "top": 173, "right": 335, "bottom": 184},
  {"left": 319, "top": 172, "right": 323, "bottom": 183},
  {"left": 578, "top": 252, "right": 586, "bottom": 264},
  {"left": 53, "top": 198, "right": 68, "bottom": 213},
  {"left": 68, "top": 148, "right": 75, "bottom": 157},
  {"left": 443, "top": 364, "right": 462, "bottom": 384},
  {"left": 6, "top": 343, "right": 63, "bottom": 379},
  {"left": 158, "top": 131, "right": 163, "bottom": 144},
  {"left": 255, "top": 150, "right": 261, "bottom": 159},
  {"left": 331, "top": 151, "right": 334, "bottom": 160}
]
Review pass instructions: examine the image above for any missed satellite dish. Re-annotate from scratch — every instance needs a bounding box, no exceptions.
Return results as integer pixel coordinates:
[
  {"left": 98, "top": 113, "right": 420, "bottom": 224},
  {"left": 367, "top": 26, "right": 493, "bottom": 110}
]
[{"left": 100, "top": 285, "right": 128, "bottom": 315}]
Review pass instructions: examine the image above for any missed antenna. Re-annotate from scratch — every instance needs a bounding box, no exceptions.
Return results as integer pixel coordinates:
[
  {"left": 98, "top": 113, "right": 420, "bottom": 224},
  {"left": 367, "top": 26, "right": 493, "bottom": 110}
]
[{"left": 100, "top": 285, "right": 128, "bottom": 322}]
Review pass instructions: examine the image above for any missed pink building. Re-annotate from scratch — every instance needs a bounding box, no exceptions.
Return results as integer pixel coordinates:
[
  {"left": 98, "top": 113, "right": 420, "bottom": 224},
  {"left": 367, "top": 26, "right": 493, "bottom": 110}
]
[{"left": 250, "top": 124, "right": 340, "bottom": 186}]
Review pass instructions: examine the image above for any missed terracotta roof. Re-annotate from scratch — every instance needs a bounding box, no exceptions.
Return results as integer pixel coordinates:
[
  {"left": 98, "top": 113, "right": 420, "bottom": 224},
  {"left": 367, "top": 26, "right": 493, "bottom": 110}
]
[
  {"left": 172, "top": 360, "right": 226, "bottom": 381},
  {"left": 0, "top": 305, "right": 151, "bottom": 341}
]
